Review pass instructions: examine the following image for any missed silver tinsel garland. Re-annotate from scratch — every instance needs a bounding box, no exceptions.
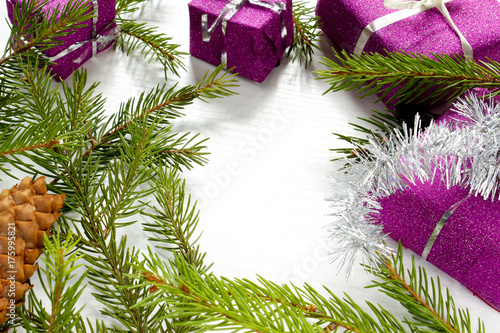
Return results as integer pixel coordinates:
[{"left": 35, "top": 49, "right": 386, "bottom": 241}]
[{"left": 328, "top": 93, "right": 500, "bottom": 275}]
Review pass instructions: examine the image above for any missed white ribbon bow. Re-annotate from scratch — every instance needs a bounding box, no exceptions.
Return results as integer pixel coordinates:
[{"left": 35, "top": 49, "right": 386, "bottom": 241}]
[{"left": 354, "top": 0, "right": 473, "bottom": 58}]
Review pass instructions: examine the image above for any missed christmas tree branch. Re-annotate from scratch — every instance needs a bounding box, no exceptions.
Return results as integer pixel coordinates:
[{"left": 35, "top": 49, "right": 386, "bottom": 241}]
[
  {"left": 117, "top": 19, "right": 186, "bottom": 79},
  {"left": 19, "top": 230, "right": 87, "bottom": 333},
  {"left": 129, "top": 244, "right": 487, "bottom": 333},
  {"left": 115, "top": 0, "right": 149, "bottom": 16},
  {"left": 82, "top": 65, "right": 237, "bottom": 160},
  {"left": 142, "top": 165, "right": 207, "bottom": 271},
  {"left": 2, "top": 0, "right": 93, "bottom": 69},
  {"left": 158, "top": 137, "right": 209, "bottom": 170},
  {"left": 367, "top": 243, "right": 485, "bottom": 333},
  {"left": 384, "top": 260, "right": 455, "bottom": 332},
  {"left": 331, "top": 109, "right": 401, "bottom": 161},
  {"left": 86, "top": 241, "right": 156, "bottom": 332},
  {"left": 316, "top": 50, "right": 500, "bottom": 105},
  {"left": 130, "top": 254, "right": 410, "bottom": 333},
  {"left": 55, "top": 134, "right": 173, "bottom": 330},
  {"left": 0, "top": 140, "right": 60, "bottom": 157},
  {"left": 287, "top": 1, "right": 321, "bottom": 68}
]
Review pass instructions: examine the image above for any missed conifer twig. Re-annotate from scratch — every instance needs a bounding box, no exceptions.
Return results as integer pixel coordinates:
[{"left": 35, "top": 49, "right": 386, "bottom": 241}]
[
  {"left": 0, "top": 140, "right": 60, "bottom": 157},
  {"left": 115, "top": 0, "right": 149, "bottom": 15},
  {"left": 367, "top": 243, "right": 485, "bottom": 333},
  {"left": 142, "top": 272, "right": 359, "bottom": 332},
  {"left": 18, "top": 230, "right": 87, "bottom": 333},
  {"left": 81, "top": 66, "right": 237, "bottom": 159},
  {"left": 117, "top": 19, "right": 186, "bottom": 78},
  {"left": 286, "top": 1, "right": 321, "bottom": 68},
  {"left": 142, "top": 166, "right": 207, "bottom": 270},
  {"left": 130, "top": 254, "right": 409, "bottom": 332},
  {"left": 1, "top": 0, "right": 93, "bottom": 69},
  {"left": 316, "top": 50, "right": 500, "bottom": 104},
  {"left": 383, "top": 260, "right": 456, "bottom": 332}
]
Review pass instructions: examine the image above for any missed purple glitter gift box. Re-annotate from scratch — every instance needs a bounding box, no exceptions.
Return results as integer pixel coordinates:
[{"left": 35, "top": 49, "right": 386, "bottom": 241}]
[
  {"left": 188, "top": 0, "right": 293, "bottom": 83},
  {"left": 378, "top": 178, "right": 500, "bottom": 311},
  {"left": 316, "top": 0, "right": 500, "bottom": 109},
  {"left": 6, "top": 0, "right": 117, "bottom": 81},
  {"left": 377, "top": 100, "right": 500, "bottom": 311}
]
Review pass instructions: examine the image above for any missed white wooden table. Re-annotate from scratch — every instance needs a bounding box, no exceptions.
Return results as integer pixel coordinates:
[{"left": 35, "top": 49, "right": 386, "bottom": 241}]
[{"left": 0, "top": 0, "right": 498, "bottom": 331}]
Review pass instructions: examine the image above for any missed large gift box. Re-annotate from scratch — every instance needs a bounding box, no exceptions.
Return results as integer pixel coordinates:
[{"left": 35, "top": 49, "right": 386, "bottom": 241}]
[
  {"left": 316, "top": 0, "right": 500, "bottom": 109},
  {"left": 6, "top": 0, "right": 117, "bottom": 81},
  {"left": 377, "top": 96, "right": 500, "bottom": 311},
  {"left": 379, "top": 175, "right": 500, "bottom": 311},
  {"left": 329, "top": 92, "right": 500, "bottom": 310},
  {"left": 188, "top": 0, "right": 293, "bottom": 83}
]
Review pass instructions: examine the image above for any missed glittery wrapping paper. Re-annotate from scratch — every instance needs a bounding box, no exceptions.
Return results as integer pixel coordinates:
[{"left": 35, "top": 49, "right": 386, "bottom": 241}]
[
  {"left": 6, "top": 0, "right": 116, "bottom": 81},
  {"left": 188, "top": 0, "right": 293, "bottom": 83},
  {"left": 315, "top": 0, "right": 500, "bottom": 110},
  {"left": 377, "top": 104, "right": 500, "bottom": 310}
]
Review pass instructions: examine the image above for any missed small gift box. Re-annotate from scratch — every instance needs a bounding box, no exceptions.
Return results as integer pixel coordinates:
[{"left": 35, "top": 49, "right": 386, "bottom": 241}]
[
  {"left": 6, "top": 0, "right": 118, "bottom": 81},
  {"left": 329, "top": 94, "right": 500, "bottom": 310},
  {"left": 316, "top": 0, "right": 500, "bottom": 109},
  {"left": 188, "top": 0, "right": 293, "bottom": 83}
]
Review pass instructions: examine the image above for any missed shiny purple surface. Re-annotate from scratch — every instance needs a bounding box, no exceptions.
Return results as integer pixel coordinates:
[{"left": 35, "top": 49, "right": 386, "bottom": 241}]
[
  {"left": 378, "top": 179, "right": 500, "bottom": 310},
  {"left": 378, "top": 101, "right": 500, "bottom": 311},
  {"left": 316, "top": 0, "right": 500, "bottom": 60},
  {"left": 188, "top": 0, "right": 293, "bottom": 83},
  {"left": 316, "top": 0, "right": 500, "bottom": 110}
]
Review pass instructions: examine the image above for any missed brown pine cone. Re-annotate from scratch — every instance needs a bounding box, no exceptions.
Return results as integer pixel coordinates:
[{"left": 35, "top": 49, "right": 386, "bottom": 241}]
[{"left": 0, "top": 177, "right": 64, "bottom": 324}]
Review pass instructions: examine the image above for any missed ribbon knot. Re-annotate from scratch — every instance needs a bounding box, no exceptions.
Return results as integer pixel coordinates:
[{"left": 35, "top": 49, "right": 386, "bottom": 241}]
[{"left": 355, "top": 0, "right": 473, "bottom": 58}]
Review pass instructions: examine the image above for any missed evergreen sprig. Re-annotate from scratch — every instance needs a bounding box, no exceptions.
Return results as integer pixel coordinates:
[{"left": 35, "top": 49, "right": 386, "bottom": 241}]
[
  {"left": 116, "top": 18, "right": 186, "bottom": 79},
  {"left": 331, "top": 109, "right": 402, "bottom": 161},
  {"left": 367, "top": 244, "right": 486, "bottom": 333},
  {"left": 19, "top": 230, "right": 87, "bottom": 333},
  {"left": 142, "top": 165, "right": 207, "bottom": 271},
  {"left": 316, "top": 50, "right": 500, "bottom": 105},
  {"left": 287, "top": 1, "right": 321, "bottom": 68},
  {"left": 2, "top": 0, "right": 93, "bottom": 74},
  {"left": 115, "top": 0, "right": 149, "bottom": 16},
  {"left": 129, "top": 246, "right": 485, "bottom": 333},
  {"left": 85, "top": 239, "right": 171, "bottom": 332}
]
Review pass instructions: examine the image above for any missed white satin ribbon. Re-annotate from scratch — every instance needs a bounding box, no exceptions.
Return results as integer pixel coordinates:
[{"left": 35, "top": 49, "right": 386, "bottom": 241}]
[{"left": 354, "top": 0, "right": 473, "bottom": 58}]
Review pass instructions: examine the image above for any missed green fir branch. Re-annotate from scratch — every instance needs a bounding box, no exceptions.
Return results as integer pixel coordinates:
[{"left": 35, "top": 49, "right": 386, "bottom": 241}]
[
  {"left": 367, "top": 243, "right": 486, "bottom": 333},
  {"left": 287, "top": 1, "right": 321, "bottom": 68},
  {"left": 142, "top": 165, "right": 207, "bottom": 271},
  {"left": 129, "top": 244, "right": 486, "bottom": 333},
  {"left": 316, "top": 50, "right": 500, "bottom": 105},
  {"left": 117, "top": 19, "right": 186, "bottom": 79},
  {"left": 0, "top": 62, "right": 96, "bottom": 177},
  {"left": 331, "top": 109, "right": 402, "bottom": 161},
  {"left": 115, "top": 0, "right": 149, "bottom": 16},
  {"left": 19, "top": 230, "right": 87, "bottom": 333},
  {"left": 84, "top": 65, "right": 237, "bottom": 162},
  {"left": 130, "top": 254, "right": 410, "bottom": 333},
  {"left": 85, "top": 238, "right": 173, "bottom": 332},
  {"left": 2, "top": 0, "right": 93, "bottom": 71}
]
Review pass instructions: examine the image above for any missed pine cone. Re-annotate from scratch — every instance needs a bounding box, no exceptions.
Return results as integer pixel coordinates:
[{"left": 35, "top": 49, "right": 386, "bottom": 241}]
[{"left": 0, "top": 177, "right": 64, "bottom": 324}]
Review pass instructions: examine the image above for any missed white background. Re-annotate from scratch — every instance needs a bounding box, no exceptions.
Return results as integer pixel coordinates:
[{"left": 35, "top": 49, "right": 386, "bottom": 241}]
[{"left": 0, "top": 0, "right": 498, "bottom": 331}]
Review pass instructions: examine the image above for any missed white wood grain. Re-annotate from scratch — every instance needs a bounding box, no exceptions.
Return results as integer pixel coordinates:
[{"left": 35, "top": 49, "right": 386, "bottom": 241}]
[{"left": 0, "top": 0, "right": 498, "bottom": 330}]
